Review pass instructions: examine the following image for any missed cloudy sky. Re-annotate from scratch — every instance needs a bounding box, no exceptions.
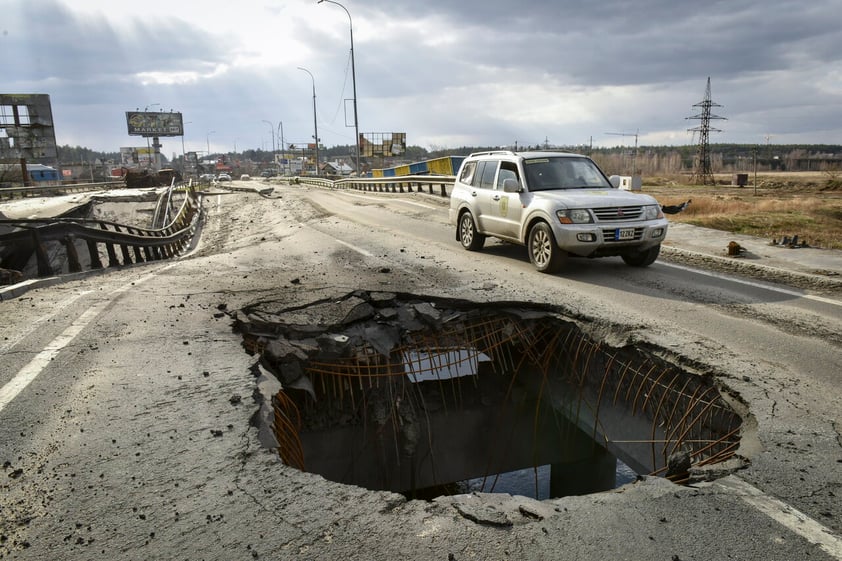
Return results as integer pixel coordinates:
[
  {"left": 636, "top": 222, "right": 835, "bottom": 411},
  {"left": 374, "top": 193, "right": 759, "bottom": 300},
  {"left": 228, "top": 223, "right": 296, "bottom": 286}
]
[{"left": 2, "top": 0, "right": 841, "bottom": 159}]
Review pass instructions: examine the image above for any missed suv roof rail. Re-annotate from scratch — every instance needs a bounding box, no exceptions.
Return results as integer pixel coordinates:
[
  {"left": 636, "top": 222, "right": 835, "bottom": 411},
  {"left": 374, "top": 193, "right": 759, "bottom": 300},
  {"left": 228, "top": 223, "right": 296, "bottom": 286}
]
[{"left": 467, "top": 150, "right": 516, "bottom": 157}]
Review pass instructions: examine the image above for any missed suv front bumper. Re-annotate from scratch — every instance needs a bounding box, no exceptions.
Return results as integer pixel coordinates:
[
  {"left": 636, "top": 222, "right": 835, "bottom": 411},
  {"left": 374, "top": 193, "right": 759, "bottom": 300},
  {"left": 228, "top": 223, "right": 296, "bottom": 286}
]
[{"left": 550, "top": 219, "right": 669, "bottom": 257}]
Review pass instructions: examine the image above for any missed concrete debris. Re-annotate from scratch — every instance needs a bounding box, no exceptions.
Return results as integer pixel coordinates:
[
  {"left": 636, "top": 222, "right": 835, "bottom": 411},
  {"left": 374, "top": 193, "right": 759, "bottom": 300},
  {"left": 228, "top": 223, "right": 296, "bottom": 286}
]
[
  {"left": 263, "top": 338, "right": 309, "bottom": 364},
  {"left": 450, "top": 497, "right": 513, "bottom": 527},
  {"left": 314, "top": 333, "right": 359, "bottom": 359},
  {"left": 360, "top": 323, "right": 402, "bottom": 356},
  {"left": 285, "top": 374, "right": 316, "bottom": 400},
  {"left": 369, "top": 291, "right": 397, "bottom": 304},
  {"left": 444, "top": 493, "right": 557, "bottom": 527},
  {"left": 341, "top": 299, "right": 376, "bottom": 325},
  {"left": 665, "top": 449, "right": 692, "bottom": 479},
  {"left": 412, "top": 302, "right": 441, "bottom": 324},
  {"left": 771, "top": 235, "right": 809, "bottom": 248},
  {"left": 235, "top": 293, "right": 485, "bottom": 372},
  {"left": 396, "top": 306, "right": 425, "bottom": 331},
  {"left": 253, "top": 364, "right": 283, "bottom": 449}
]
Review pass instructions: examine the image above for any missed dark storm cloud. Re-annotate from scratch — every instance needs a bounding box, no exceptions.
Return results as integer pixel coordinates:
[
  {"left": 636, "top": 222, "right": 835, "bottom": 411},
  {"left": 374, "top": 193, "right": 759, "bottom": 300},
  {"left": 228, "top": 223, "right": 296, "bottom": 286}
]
[
  {"left": 354, "top": 0, "right": 841, "bottom": 85},
  {"left": 1, "top": 0, "right": 231, "bottom": 83}
]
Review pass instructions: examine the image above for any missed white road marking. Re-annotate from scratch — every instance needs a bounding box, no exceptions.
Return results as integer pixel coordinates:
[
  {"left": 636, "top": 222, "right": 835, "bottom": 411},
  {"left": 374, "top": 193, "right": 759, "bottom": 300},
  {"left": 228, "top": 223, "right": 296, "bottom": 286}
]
[
  {"left": 716, "top": 477, "right": 842, "bottom": 558},
  {"left": 342, "top": 191, "right": 440, "bottom": 210},
  {"left": 660, "top": 261, "right": 842, "bottom": 307},
  {"left": 336, "top": 239, "right": 374, "bottom": 257},
  {"left": 296, "top": 221, "right": 375, "bottom": 257},
  {"left": 0, "top": 290, "right": 92, "bottom": 355},
  {"left": 0, "top": 267, "right": 171, "bottom": 413}
]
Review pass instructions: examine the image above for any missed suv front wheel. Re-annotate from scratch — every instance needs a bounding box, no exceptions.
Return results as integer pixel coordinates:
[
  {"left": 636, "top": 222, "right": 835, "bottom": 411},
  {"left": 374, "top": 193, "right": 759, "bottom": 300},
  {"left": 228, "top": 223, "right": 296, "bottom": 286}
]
[
  {"left": 458, "top": 211, "right": 485, "bottom": 251},
  {"left": 528, "top": 222, "right": 565, "bottom": 273},
  {"left": 621, "top": 244, "right": 661, "bottom": 267}
]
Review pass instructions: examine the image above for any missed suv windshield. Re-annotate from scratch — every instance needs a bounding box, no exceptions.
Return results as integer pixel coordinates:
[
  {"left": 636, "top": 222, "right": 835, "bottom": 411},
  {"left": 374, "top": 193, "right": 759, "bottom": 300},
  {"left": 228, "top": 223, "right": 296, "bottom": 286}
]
[{"left": 523, "top": 157, "right": 612, "bottom": 191}]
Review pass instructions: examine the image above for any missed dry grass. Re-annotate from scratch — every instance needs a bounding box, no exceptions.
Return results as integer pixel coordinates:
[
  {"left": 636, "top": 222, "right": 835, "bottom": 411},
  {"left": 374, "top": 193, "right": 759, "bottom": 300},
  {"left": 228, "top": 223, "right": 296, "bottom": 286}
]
[{"left": 644, "top": 172, "right": 842, "bottom": 250}]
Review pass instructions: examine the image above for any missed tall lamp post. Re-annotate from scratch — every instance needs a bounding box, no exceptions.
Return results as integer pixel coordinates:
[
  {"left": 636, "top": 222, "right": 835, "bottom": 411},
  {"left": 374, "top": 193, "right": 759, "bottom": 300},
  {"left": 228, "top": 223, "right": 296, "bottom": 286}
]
[
  {"left": 278, "top": 121, "right": 285, "bottom": 175},
  {"left": 297, "top": 67, "right": 320, "bottom": 176},
  {"left": 318, "top": 0, "right": 360, "bottom": 175},
  {"left": 261, "top": 119, "right": 276, "bottom": 155},
  {"left": 206, "top": 130, "right": 216, "bottom": 171}
]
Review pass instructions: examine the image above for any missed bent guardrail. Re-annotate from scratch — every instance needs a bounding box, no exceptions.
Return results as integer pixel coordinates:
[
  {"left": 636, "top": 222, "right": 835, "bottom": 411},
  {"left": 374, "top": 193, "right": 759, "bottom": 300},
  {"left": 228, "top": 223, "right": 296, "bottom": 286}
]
[
  {"left": 0, "top": 184, "right": 203, "bottom": 282},
  {"left": 294, "top": 175, "right": 455, "bottom": 197}
]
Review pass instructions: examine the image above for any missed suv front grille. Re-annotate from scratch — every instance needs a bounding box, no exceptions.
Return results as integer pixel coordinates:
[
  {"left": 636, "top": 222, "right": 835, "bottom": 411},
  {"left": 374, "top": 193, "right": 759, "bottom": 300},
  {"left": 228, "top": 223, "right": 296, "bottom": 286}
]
[{"left": 592, "top": 206, "right": 644, "bottom": 221}]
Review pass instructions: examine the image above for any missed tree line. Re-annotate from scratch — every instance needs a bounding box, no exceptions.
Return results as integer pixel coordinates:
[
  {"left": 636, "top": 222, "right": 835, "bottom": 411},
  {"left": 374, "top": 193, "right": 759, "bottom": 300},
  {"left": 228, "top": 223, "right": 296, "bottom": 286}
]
[{"left": 47, "top": 142, "right": 842, "bottom": 175}]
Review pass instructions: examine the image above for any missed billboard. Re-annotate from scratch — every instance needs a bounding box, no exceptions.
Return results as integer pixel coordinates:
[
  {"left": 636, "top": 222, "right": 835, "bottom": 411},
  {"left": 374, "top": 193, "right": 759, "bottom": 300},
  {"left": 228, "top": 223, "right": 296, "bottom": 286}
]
[
  {"left": 126, "top": 111, "right": 184, "bottom": 137},
  {"left": 0, "top": 93, "right": 58, "bottom": 161},
  {"left": 359, "top": 132, "right": 406, "bottom": 158},
  {"left": 120, "top": 146, "right": 155, "bottom": 166}
]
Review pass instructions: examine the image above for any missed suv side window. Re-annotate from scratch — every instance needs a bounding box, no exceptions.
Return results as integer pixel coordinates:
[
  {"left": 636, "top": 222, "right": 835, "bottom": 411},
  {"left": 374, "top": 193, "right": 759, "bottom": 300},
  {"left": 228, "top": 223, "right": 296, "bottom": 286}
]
[
  {"left": 478, "top": 160, "right": 498, "bottom": 189},
  {"left": 496, "top": 162, "right": 519, "bottom": 189},
  {"left": 459, "top": 161, "right": 477, "bottom": 185}
]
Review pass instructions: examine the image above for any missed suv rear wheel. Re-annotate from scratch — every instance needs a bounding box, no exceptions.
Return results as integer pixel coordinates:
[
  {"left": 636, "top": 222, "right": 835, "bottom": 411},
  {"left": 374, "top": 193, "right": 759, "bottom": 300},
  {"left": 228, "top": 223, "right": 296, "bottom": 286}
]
[
  {"left": 621, "top": 244, "right": 660, "bottom": 267},
  {"left": 528, "top": 222, "right": 565, "bottom": 273},
  {"left": 458, "top": 211, "right": 485, "bottom": 251}
]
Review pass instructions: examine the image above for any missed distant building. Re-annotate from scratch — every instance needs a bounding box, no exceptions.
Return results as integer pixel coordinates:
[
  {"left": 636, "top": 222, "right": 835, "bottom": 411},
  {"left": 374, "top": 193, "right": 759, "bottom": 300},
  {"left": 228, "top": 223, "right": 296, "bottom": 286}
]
[
  {"left": 27, "top": 164, "right": 60, "bottom": 183},
  {"left": 0, "top": 163, "right": 60, "bottom": 186},
  {"left": 322, "top": 160, "right": 354, "bottom": 176}
]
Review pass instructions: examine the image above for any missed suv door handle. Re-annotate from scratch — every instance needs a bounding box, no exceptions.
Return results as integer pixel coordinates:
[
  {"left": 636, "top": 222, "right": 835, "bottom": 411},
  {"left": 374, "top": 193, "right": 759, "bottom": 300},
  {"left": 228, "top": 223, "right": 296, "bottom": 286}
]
[
  {"left": 492, "top": 195, "right": 501, "bottom": 201},
  {"left": 470, "top": 191, "right": 478, "bottom": 197}
]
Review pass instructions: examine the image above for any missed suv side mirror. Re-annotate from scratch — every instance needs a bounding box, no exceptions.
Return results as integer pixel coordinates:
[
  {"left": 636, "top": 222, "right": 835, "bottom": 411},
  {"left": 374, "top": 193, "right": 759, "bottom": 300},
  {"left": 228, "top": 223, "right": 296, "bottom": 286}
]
[
  {"left": 609, "top": 175, "right": 621, "bottom": 188},
  {"left": 502, "top": 177, "right": 520, "bottom": 192}
]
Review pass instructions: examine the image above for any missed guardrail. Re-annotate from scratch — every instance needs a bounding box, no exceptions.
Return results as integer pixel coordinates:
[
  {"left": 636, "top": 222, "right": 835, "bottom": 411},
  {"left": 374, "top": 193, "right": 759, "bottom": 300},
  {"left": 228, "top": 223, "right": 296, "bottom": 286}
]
[
  {"left": 294, "top": 175, "right": 456, "bottom": 197},
  {"left": 0, "top": 184, "right": 202, "bottom": 280},
  {"left": 0, "top": 181, "right": 126, "bottom": 200}
]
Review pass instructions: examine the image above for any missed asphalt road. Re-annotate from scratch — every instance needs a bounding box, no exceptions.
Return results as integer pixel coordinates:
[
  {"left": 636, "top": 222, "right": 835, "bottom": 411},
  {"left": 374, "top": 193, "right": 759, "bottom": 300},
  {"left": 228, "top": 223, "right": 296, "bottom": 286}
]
[{"left": 1, "top": 182, "right": 841, "bottom": 560}]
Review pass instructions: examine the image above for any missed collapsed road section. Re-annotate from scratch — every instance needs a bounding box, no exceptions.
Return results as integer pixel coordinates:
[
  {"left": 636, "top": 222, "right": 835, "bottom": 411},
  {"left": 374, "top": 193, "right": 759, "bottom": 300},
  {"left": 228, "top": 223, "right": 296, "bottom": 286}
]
[{"left": 231, "top": 291, "right": 753, "bottom": 499}]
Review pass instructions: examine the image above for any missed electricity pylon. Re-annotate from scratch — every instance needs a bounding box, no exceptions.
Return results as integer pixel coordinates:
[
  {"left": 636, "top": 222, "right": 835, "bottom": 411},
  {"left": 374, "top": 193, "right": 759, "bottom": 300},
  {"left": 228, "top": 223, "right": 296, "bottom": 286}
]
[{"left": 686, "top": 77, "right": 726, "bottom": 185}]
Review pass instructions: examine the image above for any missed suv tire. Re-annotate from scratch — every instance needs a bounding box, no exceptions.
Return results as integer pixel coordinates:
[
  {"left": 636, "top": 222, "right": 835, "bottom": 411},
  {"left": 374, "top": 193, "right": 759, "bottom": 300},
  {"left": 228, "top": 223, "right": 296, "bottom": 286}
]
[
  {"left": 621, "top": 244, "right": 660, "bottom": 267},
  {"left": 528, "top": 222, "right": 565, "bottom": 273},
  {"left": 458, "top": 211, "right": 486, "bottom": 251}
]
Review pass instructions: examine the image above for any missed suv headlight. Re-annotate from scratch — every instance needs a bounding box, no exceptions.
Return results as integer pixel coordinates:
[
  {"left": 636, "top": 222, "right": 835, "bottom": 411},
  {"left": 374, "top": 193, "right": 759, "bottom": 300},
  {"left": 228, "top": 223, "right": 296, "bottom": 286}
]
[
  {"left": 557, "top": 209, "right": 593, "bottom": 224},
  {"left": 643, "top": 205, "right": 664, "bottom": 220}
]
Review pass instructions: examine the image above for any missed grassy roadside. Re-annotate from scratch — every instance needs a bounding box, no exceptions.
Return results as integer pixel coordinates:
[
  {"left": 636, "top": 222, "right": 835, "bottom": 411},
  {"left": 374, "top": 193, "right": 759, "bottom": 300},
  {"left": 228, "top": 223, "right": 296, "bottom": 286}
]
[{"left": 643, "top": 171, "right": 842, "bottom": 250}]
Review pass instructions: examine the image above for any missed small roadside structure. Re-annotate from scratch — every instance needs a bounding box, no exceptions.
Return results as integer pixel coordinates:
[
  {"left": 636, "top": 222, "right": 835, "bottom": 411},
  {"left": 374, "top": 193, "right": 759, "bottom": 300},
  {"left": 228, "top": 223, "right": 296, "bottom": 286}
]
[{"left": 322, "top": 160, "right": 354, "bottom": 176}]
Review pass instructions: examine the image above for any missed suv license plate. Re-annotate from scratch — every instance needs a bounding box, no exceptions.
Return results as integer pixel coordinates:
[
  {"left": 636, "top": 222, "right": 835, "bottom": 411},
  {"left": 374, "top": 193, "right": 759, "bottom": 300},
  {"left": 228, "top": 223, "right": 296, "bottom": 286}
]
[{"left": 616, "top": 228, "right": 635, "bottom": 240}]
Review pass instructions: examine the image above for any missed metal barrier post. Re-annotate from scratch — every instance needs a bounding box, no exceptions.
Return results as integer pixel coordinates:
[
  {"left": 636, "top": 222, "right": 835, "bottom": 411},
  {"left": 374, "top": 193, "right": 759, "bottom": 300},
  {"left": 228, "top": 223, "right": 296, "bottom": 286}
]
[{"left": 63, "top": 235, "right": 82, "bottom": 273}]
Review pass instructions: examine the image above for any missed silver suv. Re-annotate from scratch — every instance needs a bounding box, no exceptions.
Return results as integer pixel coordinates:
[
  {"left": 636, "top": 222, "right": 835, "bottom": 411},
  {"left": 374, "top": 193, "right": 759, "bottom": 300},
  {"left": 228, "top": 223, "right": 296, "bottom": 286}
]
[{"left": 449, "top": 151, "right": 668, "bottom": 273}]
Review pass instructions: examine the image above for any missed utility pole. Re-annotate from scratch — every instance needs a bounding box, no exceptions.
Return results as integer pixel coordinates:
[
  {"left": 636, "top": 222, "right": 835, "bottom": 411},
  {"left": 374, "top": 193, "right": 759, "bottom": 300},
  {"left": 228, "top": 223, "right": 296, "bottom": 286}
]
[
  {"left": 278, "top": 121, "right": 285, "bottom": 174},
  {"left": 686, "top": 77, "right": 726, "bottom": 185},
  {"left": 297, "top": 67, "right": 319, "bottom": 176},
  {"left": 764, "top": 133, "right": 775, "bottom": 172}
]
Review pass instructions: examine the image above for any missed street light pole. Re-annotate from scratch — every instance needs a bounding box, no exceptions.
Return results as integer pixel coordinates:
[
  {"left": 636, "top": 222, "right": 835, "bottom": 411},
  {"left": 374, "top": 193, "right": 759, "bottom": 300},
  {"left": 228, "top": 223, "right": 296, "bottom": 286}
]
[
  {"left": 318, "top": 0, "right": 360, "bottom": 175},
  {"left": 261, "top": 119, "right": 276, "bottom": 158},
  {"left": 278, "top": 121, "right": 285, "bottom": 175},
  {"left": 206, "top": 130, "right": 216, "bottom": 168},
  {"left": 297, "top": 67, "right": 320, "bottom": 176}
]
